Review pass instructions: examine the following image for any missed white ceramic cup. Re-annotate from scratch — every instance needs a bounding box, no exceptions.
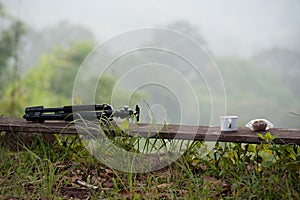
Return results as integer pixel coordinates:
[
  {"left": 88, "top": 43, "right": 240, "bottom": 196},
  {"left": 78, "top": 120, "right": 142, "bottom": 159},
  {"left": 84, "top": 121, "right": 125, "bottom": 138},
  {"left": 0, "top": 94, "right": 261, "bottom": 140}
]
[{"left": 220, "top": 116, "right": 238, "bottom": 132}]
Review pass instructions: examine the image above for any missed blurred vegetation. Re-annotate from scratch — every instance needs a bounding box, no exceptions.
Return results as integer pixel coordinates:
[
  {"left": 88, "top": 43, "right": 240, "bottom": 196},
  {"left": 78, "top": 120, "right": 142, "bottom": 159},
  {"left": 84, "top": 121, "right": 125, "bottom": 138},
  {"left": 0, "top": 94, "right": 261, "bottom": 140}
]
[
  {"left": 0, "top": 2, "right": 299, "bottom": 127},
  {"left": 0, "top": 40, "right": 94, "bottom": 116},
  {"left": 0, "top": 3, "right": 26, "bottom": 116},
  {"left": 217, "top": 56, "right": 300, "bottom": 127}
]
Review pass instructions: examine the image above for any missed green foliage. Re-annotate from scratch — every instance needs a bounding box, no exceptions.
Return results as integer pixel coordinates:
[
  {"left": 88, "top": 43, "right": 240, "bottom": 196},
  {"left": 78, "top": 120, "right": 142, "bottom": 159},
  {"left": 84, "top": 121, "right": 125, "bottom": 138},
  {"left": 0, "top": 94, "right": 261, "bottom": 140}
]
[
  {"left": 0, "top": 82, "right": 25, "bottom": 116},
  {"left": 258, "top": 132, "right": 276, "bottom": 143},
  {"left": 0, "top": 37, "right": 145, "bottom": 116},
  {"left": 49, "top": 41, "right": 95, "bottom": 98},
  {"left": 185, "top": 141, "right": 299, "bottom": 199},
  {"left": 1, "top": 114, "right": 299, "bottom": 198},
  {"left": 0, "top": 13, "right": 25, "bottom": 72},
  {"left": 0, "top": 40, "right": 96, "bottom": 116},
  {"left": 1, "top": 130, "right": 299, "bottom": 199},
  {"left": 24, "top": 40, "right": 95, "bottom": 103},
  {"left": 0, "top": 3, "right": 26, "bottom": 116},
  {"left": 96, "top": 73, "right": 118, "bottom": 103}
]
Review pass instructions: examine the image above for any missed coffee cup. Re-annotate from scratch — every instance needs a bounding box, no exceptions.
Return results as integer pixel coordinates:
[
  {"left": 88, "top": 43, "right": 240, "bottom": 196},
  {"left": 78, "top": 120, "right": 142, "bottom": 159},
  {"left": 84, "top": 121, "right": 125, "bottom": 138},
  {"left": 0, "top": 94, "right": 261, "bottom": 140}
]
[{"left": 220, "top": 116, "right": 238, "bottom": 132}]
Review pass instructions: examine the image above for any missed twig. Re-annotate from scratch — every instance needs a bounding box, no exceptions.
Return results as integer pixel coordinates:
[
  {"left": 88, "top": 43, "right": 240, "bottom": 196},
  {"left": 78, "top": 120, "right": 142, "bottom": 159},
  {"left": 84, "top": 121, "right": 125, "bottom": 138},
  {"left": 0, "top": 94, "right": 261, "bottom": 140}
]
[{"left": 74, "top": 179, "right": 98, "bottom": 189}]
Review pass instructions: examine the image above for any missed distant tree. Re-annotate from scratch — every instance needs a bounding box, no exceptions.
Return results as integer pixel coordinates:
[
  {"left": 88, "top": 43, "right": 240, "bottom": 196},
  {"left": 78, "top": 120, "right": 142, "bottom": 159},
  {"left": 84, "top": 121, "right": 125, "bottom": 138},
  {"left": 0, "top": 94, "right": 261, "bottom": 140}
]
[
  {"left": 0, "top": 3, "right": 25, "bottom": 87},
  {"left": 217, "top": 56, "right": 299, "bottom": 127},
  {"left": 0, "top": 40, "right": 95, "bottom": 116},
  {"left": 167, "top": 21, "right": 206, "bottom": 45},
  {"left": 21, "top": 21, "right": 95, "bottom": 73},
  {"left": 252, "top": 48, "right": 300, "bottom": 99},
  {"left": 0, "top": 3, "right": 26, "bottom": 115},
  {"left": 23, "top": 40, "right": 96, "bottom": 106}
]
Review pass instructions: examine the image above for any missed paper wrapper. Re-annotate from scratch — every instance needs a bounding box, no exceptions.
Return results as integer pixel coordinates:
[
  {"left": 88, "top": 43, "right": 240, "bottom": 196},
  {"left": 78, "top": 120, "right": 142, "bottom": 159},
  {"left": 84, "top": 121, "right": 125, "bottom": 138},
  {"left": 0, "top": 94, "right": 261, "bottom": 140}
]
[{"left": 246, "top": 119, "right": 273, "bottom": 131}]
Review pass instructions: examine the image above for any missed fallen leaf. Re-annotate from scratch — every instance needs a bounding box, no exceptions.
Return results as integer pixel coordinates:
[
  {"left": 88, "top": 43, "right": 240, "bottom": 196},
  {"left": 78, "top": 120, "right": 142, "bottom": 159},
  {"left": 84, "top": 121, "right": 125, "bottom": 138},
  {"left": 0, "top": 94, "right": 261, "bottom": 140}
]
[
  {"left": 91, "top": 175, "right": 103, "bottom": 185},
  {"left": 157, "top": 182, "right": 173, "bottom": 188},
  {"left": 119, "top": 189, "right": 132, "bottom": 199},
  {"left": 203, "top": 177, "right": 227, "bottom": 190},
  {"left": 159, "top": 193, "right": 172, "bottom": 199},
  {"left": 105, "top": 169, "right": 113, "bottom": 176},
  {"left": 71, "top": 175, "right": 83, "bottom": 183},
  {"left": 104, "top": 181, "right": 114, "bottom": 188}
]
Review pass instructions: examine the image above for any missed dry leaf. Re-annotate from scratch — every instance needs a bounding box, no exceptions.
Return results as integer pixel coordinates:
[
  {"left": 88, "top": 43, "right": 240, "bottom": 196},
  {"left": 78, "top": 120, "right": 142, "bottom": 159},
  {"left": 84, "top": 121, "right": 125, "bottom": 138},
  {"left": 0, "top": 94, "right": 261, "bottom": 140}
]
[
  {"left": 105, "top": 169, "right": 113, "bottom": 176},
  {"left": 105, "top": 181, "right": 114, "bottom": 188},
  {"left": 119, "top": 189, "right": 132, "bottom": 199},
  {"left": 71, "top": 175, "right": 82, "bottom": 183},
  {"left": 204, "top": 177, "right": 227, "bottom": 189},
  {"left": 91, "top": 175, "right": 102, "bottom": 185},
  {"left": 157, "top": 182, "right": 173, "bottom": 188}
]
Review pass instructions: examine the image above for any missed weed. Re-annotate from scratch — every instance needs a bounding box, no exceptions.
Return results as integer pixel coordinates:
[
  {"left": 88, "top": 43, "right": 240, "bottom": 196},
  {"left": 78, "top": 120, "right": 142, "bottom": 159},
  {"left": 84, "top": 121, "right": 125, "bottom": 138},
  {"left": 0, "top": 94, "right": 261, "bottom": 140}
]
[{"left": 0, "top": 122, "right": 299, "bottom": 199}]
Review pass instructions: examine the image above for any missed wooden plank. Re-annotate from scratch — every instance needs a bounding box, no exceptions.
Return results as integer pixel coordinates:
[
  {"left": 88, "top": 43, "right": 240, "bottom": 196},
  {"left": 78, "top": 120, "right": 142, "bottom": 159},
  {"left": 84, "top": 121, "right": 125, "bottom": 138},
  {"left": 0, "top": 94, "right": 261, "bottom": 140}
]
[
  {"left": 0, "top": 117, "right": 77, "bottom": 135},
  {"left": 0, "top": 117, "right": 300, "bottom": 144},
  {"left": 129, "top": 124, "right": 300, "bottom": 144}
]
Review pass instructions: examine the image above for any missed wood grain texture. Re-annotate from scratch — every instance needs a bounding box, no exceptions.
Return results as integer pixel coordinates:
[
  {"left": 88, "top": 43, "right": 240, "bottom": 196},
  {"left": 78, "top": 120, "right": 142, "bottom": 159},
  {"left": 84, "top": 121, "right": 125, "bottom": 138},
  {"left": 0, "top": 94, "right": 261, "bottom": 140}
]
[{"left": 1, "top": 117, "right": 300, "bottom": 144}]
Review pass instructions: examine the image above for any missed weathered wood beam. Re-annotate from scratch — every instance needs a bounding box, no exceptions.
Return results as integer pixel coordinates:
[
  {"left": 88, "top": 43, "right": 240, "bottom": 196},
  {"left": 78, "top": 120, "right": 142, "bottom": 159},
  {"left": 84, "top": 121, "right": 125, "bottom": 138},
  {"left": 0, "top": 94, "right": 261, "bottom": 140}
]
[{"left": 0, "top": 117, "right": 300, "bottom": 144}]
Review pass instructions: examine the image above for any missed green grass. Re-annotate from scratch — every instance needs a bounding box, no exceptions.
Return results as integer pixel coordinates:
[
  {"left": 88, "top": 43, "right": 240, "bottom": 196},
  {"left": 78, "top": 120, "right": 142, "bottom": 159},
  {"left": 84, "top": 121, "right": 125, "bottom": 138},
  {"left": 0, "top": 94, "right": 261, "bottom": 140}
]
[{"left": 0, "top": 130, "right": 299, "bottom": 199}]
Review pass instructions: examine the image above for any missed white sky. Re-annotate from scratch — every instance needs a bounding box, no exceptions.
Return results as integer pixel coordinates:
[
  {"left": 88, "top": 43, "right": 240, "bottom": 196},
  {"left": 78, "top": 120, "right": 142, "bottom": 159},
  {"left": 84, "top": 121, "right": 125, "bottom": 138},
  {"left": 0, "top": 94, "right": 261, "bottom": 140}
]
[{"left": 3, "top": 0, "right": 300, "bottom": 57}]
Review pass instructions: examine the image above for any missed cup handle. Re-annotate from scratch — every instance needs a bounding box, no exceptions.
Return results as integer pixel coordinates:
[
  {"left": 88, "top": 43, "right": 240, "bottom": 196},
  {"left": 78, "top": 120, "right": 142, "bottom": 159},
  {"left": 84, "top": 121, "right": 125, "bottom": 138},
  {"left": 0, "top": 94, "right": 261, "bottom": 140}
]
[{"left": 228, "top": 119, "right": 232, "bottom": 129}]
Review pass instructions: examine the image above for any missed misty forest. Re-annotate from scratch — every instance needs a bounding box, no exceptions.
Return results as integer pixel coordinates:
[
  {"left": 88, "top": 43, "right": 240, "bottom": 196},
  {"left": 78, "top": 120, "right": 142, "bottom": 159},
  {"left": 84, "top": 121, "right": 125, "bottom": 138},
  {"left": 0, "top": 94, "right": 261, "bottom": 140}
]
[
  {"left": 0, "top": 4, "right": 299, "bottom": 127},
  {"left": 0, "top": 2, "right": 299, "bottom": 199}
]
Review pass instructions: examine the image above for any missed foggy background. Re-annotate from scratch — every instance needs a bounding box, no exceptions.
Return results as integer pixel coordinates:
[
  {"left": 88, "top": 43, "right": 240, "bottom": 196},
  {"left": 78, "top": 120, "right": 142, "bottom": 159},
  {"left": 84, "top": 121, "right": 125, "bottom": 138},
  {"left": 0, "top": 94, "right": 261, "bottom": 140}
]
[
  {"left": 4, "top": 0, "right": 300, "bottom": 56},
  {"left": 1, "top": 0, "right": 300, "bottom": 128}
]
